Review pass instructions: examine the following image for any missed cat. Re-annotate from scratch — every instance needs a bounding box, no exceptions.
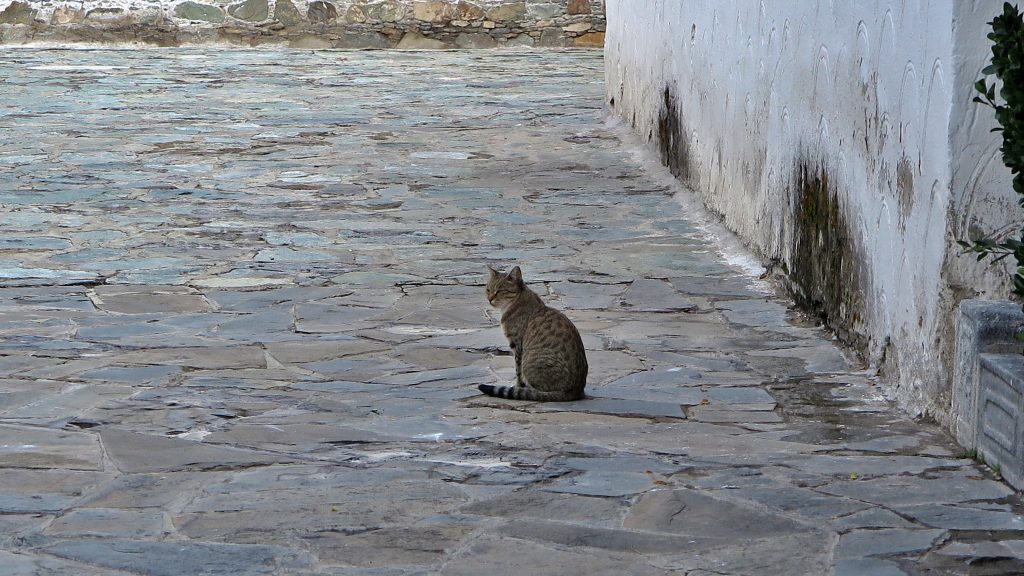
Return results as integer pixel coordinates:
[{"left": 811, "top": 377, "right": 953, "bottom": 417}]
[{"left": 479, "top": 265, "right": 588, "bottom": 401}]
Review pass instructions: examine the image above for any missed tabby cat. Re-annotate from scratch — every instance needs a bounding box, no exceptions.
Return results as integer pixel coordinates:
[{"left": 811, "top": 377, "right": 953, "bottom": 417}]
[{"left": 479, "top": 265, "right": 588, "bottom": 401}]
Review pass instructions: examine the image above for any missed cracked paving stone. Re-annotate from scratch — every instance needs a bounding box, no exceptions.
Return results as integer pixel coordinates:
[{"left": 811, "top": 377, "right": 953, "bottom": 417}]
[
  {"left": 624, "top": 488, "right": 818, "bottom": 540},
  {"left": 619, "top": 278, "right": 698, "bottom": 312}
]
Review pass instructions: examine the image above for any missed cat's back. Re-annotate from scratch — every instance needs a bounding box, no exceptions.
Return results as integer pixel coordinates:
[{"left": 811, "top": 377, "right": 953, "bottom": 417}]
[{"left": 524, "top": 304, "right": 587, "bottom": 381}]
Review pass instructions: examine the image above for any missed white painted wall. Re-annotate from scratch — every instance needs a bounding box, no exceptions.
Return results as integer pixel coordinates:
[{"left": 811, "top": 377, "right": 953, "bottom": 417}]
[{"left": 606, "top": 0, "right": 1015, "bottom": 420}]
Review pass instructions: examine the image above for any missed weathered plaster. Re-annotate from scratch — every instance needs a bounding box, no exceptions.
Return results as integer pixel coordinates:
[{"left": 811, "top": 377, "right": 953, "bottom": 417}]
[{"left": 606, "top": 0, "right": 1015, "bottom": 422}]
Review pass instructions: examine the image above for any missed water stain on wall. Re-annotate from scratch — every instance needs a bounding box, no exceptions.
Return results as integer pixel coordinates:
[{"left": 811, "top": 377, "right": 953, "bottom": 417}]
[
  {"left": 896, "top": 155, "right": 914, "bottom": 225},
  {"left": 657, "top": 85, "right": 692, "bottom": 184},
  {"left": 786, "top": 158, "right": 869, "bottom": 353}
]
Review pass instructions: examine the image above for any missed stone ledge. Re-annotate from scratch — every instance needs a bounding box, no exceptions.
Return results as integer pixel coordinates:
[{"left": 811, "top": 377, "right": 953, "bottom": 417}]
[
  {"left": 0, "top": 0, "right": 606, "bottom": 48},
  {"left": 978, "top": 352, "right": 1024, "bottom": 490},
  {"left": 952, "top": 299, "right": 1024, "bottom": 450}
]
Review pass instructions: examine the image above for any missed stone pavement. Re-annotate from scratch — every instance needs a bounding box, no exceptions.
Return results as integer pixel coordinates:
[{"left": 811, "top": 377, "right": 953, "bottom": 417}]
[{"left": 1, "top": 47, "right": 1023, "bottom": 575}]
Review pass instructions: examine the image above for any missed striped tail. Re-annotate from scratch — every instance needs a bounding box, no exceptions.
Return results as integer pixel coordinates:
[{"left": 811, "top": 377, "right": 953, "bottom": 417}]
[{"left": 477, "top": 384, "right": 580, "bottom": 402}]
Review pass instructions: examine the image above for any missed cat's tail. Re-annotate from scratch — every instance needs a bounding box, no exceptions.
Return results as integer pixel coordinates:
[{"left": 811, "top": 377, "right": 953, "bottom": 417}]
[{"left": 477, "top": 384, "right": 581, "bottom": 402}]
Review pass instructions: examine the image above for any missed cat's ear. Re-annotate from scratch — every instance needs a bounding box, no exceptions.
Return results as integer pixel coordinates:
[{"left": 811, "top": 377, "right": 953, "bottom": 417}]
[
  {"left": 508, "top": 266, "right": 523, "bottom": 285},
  {"left": 486, "top": 265, "right": 499, "bottom": 278}
]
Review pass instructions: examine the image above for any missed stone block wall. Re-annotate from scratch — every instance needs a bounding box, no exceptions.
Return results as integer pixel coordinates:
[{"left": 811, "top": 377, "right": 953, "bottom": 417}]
[
  {"left": 606, "top": 0, "right": 1016, "bottom": 424},
  {"left": 0, "top": 0, "right": 604, "bottom": 47}
]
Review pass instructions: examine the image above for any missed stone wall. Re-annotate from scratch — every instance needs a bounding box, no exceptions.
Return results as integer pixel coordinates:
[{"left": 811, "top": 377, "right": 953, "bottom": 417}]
[
  {"left": 606, "top": 0, "right": 1016, "bottom": 423},
  {"left": 0, "top": 0, "right": 604, "bottom": 47}
]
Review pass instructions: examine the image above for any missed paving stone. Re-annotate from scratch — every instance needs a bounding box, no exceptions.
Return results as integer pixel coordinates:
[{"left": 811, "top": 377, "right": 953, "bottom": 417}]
[
  {"left": 818, "top": 470, "right": 1014, "bottom": 506},
  {"left": 670, "top": 275, "right": 766, "bottom": 298},
  {"left": 40, "top": 539, "right": 312, "bottom": 576},
  {"left": 747, "top": 344, "right": 851, "bottom": 373},
  {"left": 89, "top": 289, "right": 212, "bottom": 315},
  {"left": 728, "top": 486, "right": 868, "bottom": 520},
  {"left": 77, "top": 472, "right": 217, "bottom": 509},
  {"left": 0, "top": 425, "right": 102, "bottom": 470},
  {"left": 440, "top": 535, "right": 674, "bottom": 576},
  {"left": 44, "top": 507, "right": 170, "bottom": 538},
  {"left": 461, "top": 491, "right": 628, "bottom": 528},
  {"left": 501, "top": 518, "right": 723, "bottom": 554},
  {"left": 0, "top": 550, "right": 136, "bottom": 576},
  {"left": 624, "top": 488, "right": 816, "bottom": 540},
  {"left": 689, "top": 406, "right": 783, "bottom": 423},
  {"left": 620, "top": 278, "right": 698, "bottom": 312},
  {"left": 895, "top": 504, "right": 1024, "bottom": 530},
  {"left": 836, "top": 528, "right": 946, "bottom": 558},
  {"left": 834, "top": 558, "right": 910, "bottom": 576},
  {"left": 531, "top": 397, "right": 686, "bottom": 419},
  {"left": 304, "top": 523, "right": 475, "bottom": 566},
  {"left": 655, "top": 533, "right": 834, "bottom": 575},
  {"left": 543, "top": 470, "right": 656, "bottom": 497},
  {"left": 100, "top": 428, "right": 298, "bottom": 473},
  {"left": 117, "top": 346, "right": 269, "bottom": 369},
  {"left": 549, "top": 280, "right": 628, "bottom": 310},
  {"left": 831, "top": 507, "right": 920, "bottom": 530}
]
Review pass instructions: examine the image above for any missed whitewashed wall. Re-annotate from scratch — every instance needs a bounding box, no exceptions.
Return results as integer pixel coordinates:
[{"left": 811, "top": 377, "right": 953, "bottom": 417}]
[{"left": 606, "top": 0, "right": 1015, "bottom": 420}]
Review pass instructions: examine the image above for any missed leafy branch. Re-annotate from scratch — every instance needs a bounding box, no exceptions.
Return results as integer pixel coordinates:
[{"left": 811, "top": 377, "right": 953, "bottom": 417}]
[{"left": 960, "top": 2, "right": 1024, "bottom": 303}]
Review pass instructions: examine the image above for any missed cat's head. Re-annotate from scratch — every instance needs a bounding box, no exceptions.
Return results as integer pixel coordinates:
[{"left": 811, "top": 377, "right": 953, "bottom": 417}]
[{"left": 485, "top": 265, "right": 524, "bottom": 308}]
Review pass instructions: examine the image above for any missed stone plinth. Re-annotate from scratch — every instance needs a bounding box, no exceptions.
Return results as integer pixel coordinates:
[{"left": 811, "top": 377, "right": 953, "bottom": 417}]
[
  {"left": 952, "top": 299, "right": 1024, "bottom": 450},
  {"left": 978, "top": 353, "right": 1024, "bottom": 490}
]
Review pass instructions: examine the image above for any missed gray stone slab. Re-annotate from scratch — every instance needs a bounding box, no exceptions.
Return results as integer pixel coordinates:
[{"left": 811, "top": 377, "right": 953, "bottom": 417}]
[
  {"left": 100, "top": 428, "right": 298, "bottom": 473},
  {"left": 77, "top": 472, "right": 216, "bottom": 509},
  {"left": 0, "top": 550, "right": 136, "bottom": 576},
  {"left": 788, "top": 455, "right": 965, "bottom": 478},
  {"left": 670, "top": 275, "right": 766, "bottom": 297},
  {"left": 654, "top": 532, "right": 834, "bottom": 575},
  {"left": 729, "top": 486, "right": 868, "bottom": 520},
  {"left": 374, "top": 365, "right": 490, "bottom": 386},
  {"left": 831, "top": 507, "right": 919, "bottom": 530},
  {"left": 500, "top": 518, "right": 722, "bottom": 554},
  {"left": 461, "top": 491, "right": 628, "bottom": 528},
  {"left": 0, "top": 425, "right": 102, "bottom": 470},
  {"left": 835, "top": 558, "right": 910, "bottom": 576},
  {"left": 440, "top": 535, "right": 673, "bottom": 576},
  {"left": 531, "top": 397, "right": 686, "bottom": 419},
  {"left": 747, "top": 344, "right": 851, "bottom": 373},
  {"left": 44, "top": 508, "right": 170, "bottom": 538},
  {"left": 304, "top": 523, "right": 476, "bottom": 567},
  {"left": 542, "top": 470, "right": 656, "bottom": 496},
  {"left": 689, "top": 406, "right": 784, "bottom": 423},
  {"left": 896, "top": 503, "right": 1024, "bottom": 530},
  {"left": 818, "top": 471, "right": 1014, "bottom": 506},
  {"left": 836, "top": 528, "right": 946, "bottom": 558},
  {"left": 624, "top": 489, "right": 816, "bottom": 539},
  {"left": 40, "top": 540, "right": 313, "bottom": 576},
  {"left": 620, "top": 278, "right": 698, "bottom": 312}
]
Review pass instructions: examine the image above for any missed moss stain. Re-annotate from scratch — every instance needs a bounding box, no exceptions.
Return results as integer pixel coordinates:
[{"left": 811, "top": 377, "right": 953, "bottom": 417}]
[
  {"left": 788, "top": 159, "right": 868, "bottom": 353},
  {"left": 657, "top": 85, "right": 692, "bottom": 183}
]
